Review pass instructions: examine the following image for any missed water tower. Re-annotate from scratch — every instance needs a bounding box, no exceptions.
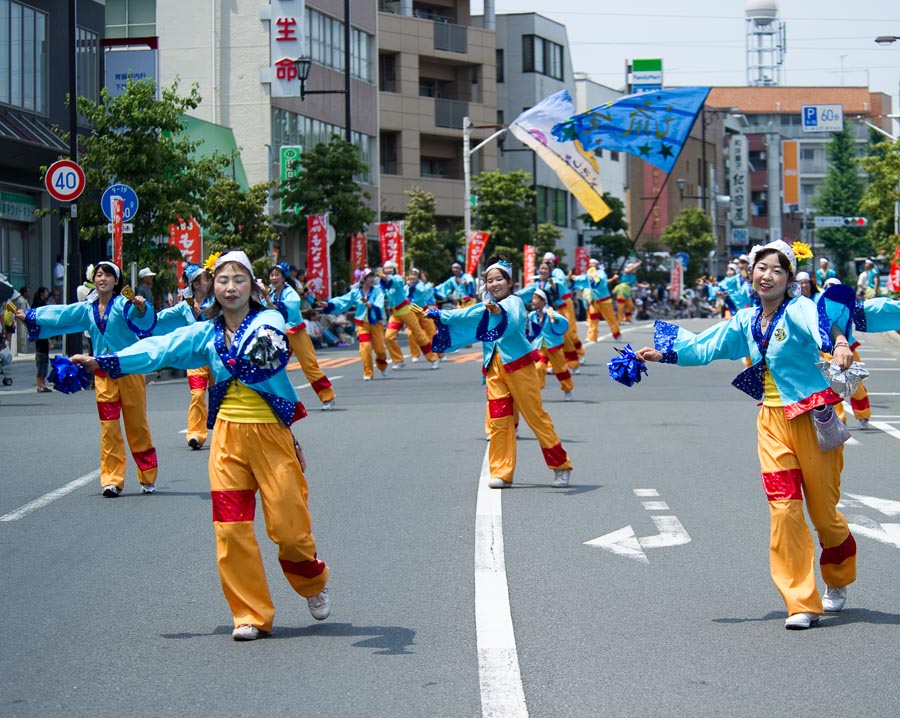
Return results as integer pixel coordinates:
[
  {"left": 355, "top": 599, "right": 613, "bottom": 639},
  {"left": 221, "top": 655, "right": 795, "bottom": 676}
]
[{"left": 746, "top": 0, "right": 786, "bottom": 86}]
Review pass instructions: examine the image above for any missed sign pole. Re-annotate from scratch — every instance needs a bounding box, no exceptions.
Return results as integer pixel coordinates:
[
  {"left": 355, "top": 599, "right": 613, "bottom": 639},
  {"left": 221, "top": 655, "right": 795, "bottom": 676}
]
[{"left": 65, "top": 0, "right": 83, "bottom": 353}]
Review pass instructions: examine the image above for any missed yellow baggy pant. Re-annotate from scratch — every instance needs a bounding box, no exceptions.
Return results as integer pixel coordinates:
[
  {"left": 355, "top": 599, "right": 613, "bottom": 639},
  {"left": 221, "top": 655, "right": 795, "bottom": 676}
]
[
  {"left": 586, "top": 297, "right": 621, "bottom": 342},
  {"left": 558, "top": 298, "right": 583, "bottom": 367},
  {"left": 386, "top": 307, "right": 437, "bottom": 363},
  {"left": 288, "top": 327, "right": 335, "bottom": 404},
  {"left": 355, "top": 319, "right": 387, "bottom": 379},
  {"left": 536, "top": 346, "right": 573, "bottom": 393},
  {"left": 94, "top": 372, "right": 158, "bottom": 490},
  {"left": 485, "top": 352, "right": 572, "bottom": 484},
  {"left": 186, "top": 366, "right": 211, "bottom": 448},
  {"left": 209, "top": 420, "right": 328, "bottom": 632},
  {"left": 757, "top": 406, "right": 856, "bottom": 616}
]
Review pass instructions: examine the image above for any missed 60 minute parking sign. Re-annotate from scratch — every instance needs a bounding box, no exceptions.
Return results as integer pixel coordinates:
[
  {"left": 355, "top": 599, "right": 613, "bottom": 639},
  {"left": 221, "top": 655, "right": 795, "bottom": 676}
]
[{"left": 802, "top": 104, "right": 843, "bottom": 133}]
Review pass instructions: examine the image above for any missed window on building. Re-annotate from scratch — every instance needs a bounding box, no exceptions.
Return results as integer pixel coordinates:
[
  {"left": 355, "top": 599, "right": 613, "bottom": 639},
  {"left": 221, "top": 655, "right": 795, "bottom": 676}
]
[
  {"left": 522, "top": 34, "right": 563, "bottom": 80},
  {"left": 536, "top": 186, "right": 568, "bottom": 226},
  {"left": 496, "top": 49, "right": 504, "bottom": 83},
  {"left": 77, "top": 27, "right": 100, "bottom": 107},
  {"left": 271, "top": 107, "right": 375, "bottom": 185},
  {"left": 0, "top": 0, "right": 48, "bottom": 113},
  {"left": 106, "top": 0, "right": 156, "bottom": 38},
  {"left": 380, "top": 132, "right": 398, "bottom": 175},
  {"left": 609, "top": 150, "right": 619, "bottom": 162},
  {"left": 800, "top": 147, "right": 815, "bottom": 161},
  {"left": 379, "top": 53, "right": 397, "bottom": 92},
  {"left": 304, "top": 7, "right": 374, "bottom": 83}
]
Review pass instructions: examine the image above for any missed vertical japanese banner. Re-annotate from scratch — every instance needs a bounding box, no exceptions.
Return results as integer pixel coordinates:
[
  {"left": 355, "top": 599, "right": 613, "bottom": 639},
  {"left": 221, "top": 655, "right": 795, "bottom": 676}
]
[
  {"left": 523, "top": 244, "right": 535, "bottom": 286},
  {"left": 782, "top": 140, "right": 799, "bottom": 212},
  {"left": 306, "top": 213, "right": 331, "bottom": 298},
  {"left": 167, "top": 217, "right": 202, "bottom": 291},
  {"left": 378, "top": 222, "right": 404, "bottom": 274},
  {"left": 112, "top": 198, "right": 124, "bottom": 269},
  {"left": 574, "top": 246, "right": 590, "bottom": 274},
  {"left": 350, "top": 232, "right": 367, "bottom": 280},
  {"left": 888, "top": 243, "right": 900, "bottom": 293},
  {"left": 465, "top": 231, "right": 490, "bottom": 276}
]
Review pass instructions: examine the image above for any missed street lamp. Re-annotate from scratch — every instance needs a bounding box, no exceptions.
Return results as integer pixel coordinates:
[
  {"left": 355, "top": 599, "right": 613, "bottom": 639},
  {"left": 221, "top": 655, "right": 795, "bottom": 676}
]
[
  {"left": 293, "top": 56, "right": 347, "bottom": 101},
  {"left": 875, "top": 36, "right": 898, "bottom": 45}
]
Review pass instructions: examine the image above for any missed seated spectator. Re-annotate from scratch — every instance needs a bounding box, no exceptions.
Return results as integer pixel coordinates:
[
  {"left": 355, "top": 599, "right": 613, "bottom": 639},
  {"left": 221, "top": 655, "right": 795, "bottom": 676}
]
[{"left": 307, "top": 310, "right": 341, "bottom": 349}]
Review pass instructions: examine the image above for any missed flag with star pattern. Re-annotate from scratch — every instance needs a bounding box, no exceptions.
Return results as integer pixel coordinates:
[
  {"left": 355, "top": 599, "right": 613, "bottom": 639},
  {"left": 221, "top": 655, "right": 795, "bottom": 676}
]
[{"left": 552, "top": 87, "right": 711, "bottom": 174}]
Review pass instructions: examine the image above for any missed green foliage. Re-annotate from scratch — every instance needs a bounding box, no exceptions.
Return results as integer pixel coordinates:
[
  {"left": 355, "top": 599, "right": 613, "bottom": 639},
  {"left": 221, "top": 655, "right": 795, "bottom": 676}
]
[
  {"left": 277, "top": 135, "right": 376, "bottom": 290},
  {"left": 580, "top": 192, "right": 630, "bottom": 268},
  {"left": 203, "top": 178, "right": 278, "bottom": 259},
  {"left": 534, "top": 223, "right": 565, "bottom": 268},
  {"left": 860, "top": 135, "right": 900, "bottom": 256},
  {"left": 659, "top": 208, "right": 716, "bottom": 283},
  {"left": 404, "top": 187, "right": 452, "bottom": 279},
  {"left": 472, "top": 170, "right": 535, "bottom": 266},
  {"left": 72, "top": 78, "right": 233, "bottom": 294},
  {"left": 812, "top": 123, "right": 873, "bottom": 277}
]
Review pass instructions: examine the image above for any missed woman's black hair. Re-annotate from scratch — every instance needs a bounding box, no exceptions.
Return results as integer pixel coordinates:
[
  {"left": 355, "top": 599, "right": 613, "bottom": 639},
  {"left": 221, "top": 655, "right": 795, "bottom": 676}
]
[
  {"left": 32, "top": 286, "right": 50, "bottom": 309},
  {"left": 484, "top": 254, "right": 513, "bottom": 282},
  {"left": 753, "top": 249, "right": 794, "bottom": 299},
  {"left": 92, "top": 262, "right": 124, "bottom": 295}
]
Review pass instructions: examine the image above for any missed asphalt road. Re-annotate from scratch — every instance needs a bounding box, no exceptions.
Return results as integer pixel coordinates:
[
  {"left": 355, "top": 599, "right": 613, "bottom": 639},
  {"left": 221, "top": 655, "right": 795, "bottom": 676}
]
[{"left": 2, "top": 319, "right": 899, "bottom": 718}]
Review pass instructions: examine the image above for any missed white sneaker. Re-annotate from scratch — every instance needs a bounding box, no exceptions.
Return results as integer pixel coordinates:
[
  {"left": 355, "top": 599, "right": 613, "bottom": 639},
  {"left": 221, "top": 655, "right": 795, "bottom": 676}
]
[
  {"left": 440, "top": 356, "right": 447, "bottom": 362},
  {"left": 232, "top": 624, "right": 262, "bottom": 641},
  {"left": 322, "top": 399, "right": 335, "bottom": 411},
  {"left": 822, "top": 586, "right": 847, "bottom": 612},
  {"left": 307, "top": 588, "right": 330, "bottom": 621},
  {"left": 101, "top": 485, "right": 121, "bottom": 498},
  {"left": 573, "top": 367, "right": 581, "bottom": 375},
  {"left": 380, "top": 369, "right": 388, "bottom": 378},
  {"left": 552, "top": 469, "right": 571, "bottom": 487},
  {"left": 363, "top": 376, "right": 373, "bottom": 381},
  {"left": 784, "top": 612, "right": 820, "bottom": 630},
  {"left": 859, "top": 419, "right": 869, "bottom": 430},
  {"left": 488, "top": 478, "right": 511, "bottom": 489},
  {"left": 411, "top": 356, "right": 420, "bottom": 363},
  {"left": 546, "top": 367, "right": 553, "bottom": 374},
  {"left": 139, "top": 483, "right": 156, "bottom": 494},
  {"left": 430, "top": 360, "right": 440, "bottom": 370},
  {"left": 579, "top": 357, "right": 586, "bottom": 365},
  {"left": 564, "top": 392, "right": 572, "bottom": 402},
  {"left": 391, "top": 362, "right": 405, "bottom": 371}
]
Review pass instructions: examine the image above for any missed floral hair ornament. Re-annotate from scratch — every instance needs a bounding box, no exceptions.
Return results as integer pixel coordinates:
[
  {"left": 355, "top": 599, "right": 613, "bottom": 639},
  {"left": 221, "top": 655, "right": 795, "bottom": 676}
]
[
  {"left": 203, "top": 252, "right": 222, "bottom": 273},
  {"left": 275, "top": 261, "right": 292, "bottom": 277},
  {"left": 212, "top": 250, "right": 264, "bottom": 303},
  {"left": 792, "top": 241, "right": 813, "bottom": 269}
]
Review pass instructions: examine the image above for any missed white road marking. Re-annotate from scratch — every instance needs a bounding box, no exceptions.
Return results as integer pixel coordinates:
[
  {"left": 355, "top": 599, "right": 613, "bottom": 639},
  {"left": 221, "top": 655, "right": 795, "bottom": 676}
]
[
  {"left": 295, "top": 375, "right": 343, "bottom": 390},
  {"left": 474, "top": 449, "right": 528, "bottom": 718},
  {"left": 584, "top": 526, "right": 648, "bottom": 563},
  {"left": 865, "top": 368, "right": 900, "bottom": 371},
  {"left": 641, "top": 501, "right": 670, "bottom": 511},
  {"left": 844, "top": 493, "right": 900, "bottom": 517},
  {"left": 634, "top": 489, "right": 659, "bottom": 497},
  {"left": 639, "top": 516, "right": 692, "bottom": 548},
  {"left": 856, "top": 357, "right": 897, "bottom": 361},
  {"left": 866, "top": 393, "right": 900, "bottom": 396},
  {"left": 0, "top": 470, "right": 100, "bottom": 522},
  {"left": 870, "top": 421, "right": 900, "bottom": 440},
  {"left": 848, "top": 523, "right": 900, "bottom": 549}
]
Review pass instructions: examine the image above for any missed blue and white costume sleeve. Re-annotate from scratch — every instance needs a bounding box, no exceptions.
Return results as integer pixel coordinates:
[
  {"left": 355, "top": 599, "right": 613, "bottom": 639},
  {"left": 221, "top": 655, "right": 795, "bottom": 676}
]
[
  {"left": 654, "top": 296, "right": 839, "bottom": 419},
  {"left": 154, "top": 301, "right": 197, "bottom": 336},
  {"left": 325, "top": 286, "right": 385, "bottom": 324},
  {"left": 25, "top": 295, "right": 158, "bottom": 351},
  {"left": 94, "top": 309, "right": 306, "bottom": 428},
  {"left": 427, "top": 301, "right": 507, "bottom": 356},
  {"left": 269, "top": 284, "right": 305, "bottom": 329},
  {"left": 821, "top": 285, "right": 900, "bottom": 338}
]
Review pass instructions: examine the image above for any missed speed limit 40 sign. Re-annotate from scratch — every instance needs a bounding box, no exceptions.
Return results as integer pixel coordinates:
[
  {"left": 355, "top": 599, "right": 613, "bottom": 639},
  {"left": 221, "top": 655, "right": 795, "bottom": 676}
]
[{"left": 45, "top": 159, "right": 86, "bottom": 202}]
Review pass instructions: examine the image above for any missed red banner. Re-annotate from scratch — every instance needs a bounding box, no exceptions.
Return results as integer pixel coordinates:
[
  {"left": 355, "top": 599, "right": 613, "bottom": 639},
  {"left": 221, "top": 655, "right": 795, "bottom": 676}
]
[
  {"left": 466, "top": 231, "right": 490, "bottom": 276},
  {"left": 306, "top": 213, "right": 331, "bottom": 298},
  {"left": 112, "top": 198, "right": 124, "bottom": 269},
  {"left": 523, "top": 244, "right": 535, "bottom": 286},
  {"left": 889, "top": 243, "right": 900, "bottom": 293},
  {"left": 378, "top": 222, "right": 404, "bottom": 274},
  {"left": 575, "top": 246, "right": 590, "bottom": 274},
  {"left": 168, "top": 217, "right": 202, "bottom": 291},
  {"left": 670, "top": 257, "right": 684, "bottom": 301},
  {"left": 350, "top": 232, "right": 367, "bottom": 280}
]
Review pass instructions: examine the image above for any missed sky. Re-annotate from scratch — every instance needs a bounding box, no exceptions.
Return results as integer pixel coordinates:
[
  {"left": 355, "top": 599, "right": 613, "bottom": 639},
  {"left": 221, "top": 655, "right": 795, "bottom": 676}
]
[{"left": 471, "top": 0, "right": 899, "bottom": 115}]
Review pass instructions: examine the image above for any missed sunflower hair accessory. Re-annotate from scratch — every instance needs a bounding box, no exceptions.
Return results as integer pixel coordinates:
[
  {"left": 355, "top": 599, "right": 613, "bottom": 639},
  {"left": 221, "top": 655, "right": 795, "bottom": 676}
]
[
  {"left": 204, "top": 252, "right": 222, "bottom": 273},
  {"left": 792, "top": 241, "right": 813, "bottom": 268}
]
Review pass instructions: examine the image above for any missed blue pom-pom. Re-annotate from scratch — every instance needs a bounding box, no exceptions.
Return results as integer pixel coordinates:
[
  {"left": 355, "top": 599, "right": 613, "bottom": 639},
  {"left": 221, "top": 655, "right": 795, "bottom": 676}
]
[
  {"left": 607, "top": 344, "right": 648, "bottom": 387},
  {"left": 48, "top": 355, "right": 93, "bottom": 394}
]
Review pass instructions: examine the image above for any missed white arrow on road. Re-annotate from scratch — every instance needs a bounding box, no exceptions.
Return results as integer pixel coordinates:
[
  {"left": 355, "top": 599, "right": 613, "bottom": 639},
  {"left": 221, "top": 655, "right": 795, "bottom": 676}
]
[
  {"left": 848, "top": 523, "right": 900, "bottom": 549},
  {"left": 584, "top": 516, "right": 691, "bottom": 563}
]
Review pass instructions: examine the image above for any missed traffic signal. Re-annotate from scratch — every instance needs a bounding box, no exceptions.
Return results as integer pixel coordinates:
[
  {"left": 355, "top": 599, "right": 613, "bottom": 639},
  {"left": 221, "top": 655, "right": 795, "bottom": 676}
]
[{"left": 842, "top": 217, "right": 868, "bottom": 227}]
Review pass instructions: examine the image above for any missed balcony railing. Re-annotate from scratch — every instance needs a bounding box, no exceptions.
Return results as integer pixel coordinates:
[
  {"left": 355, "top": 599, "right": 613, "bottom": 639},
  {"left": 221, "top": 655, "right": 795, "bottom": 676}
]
[{"left": 434, "top": 22, "right": 467, "bottom": 53}]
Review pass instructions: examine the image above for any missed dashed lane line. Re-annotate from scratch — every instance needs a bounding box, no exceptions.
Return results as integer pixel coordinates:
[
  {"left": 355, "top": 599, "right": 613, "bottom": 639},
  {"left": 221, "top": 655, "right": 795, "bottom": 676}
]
[{"left": 1, "top": 470, "right": 100, "bottom": 523}]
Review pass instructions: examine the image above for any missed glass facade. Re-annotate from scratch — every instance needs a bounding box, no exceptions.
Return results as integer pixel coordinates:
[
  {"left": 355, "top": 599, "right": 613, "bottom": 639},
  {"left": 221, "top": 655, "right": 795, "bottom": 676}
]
[
  {"left": 106, "top": 0, "right": 156, "bottom": 39},
  {"left": 305, "top": 7, "right": 374, "bottom": 83},
  {"left": 0, "top": 0, "right": 48, "bottom": 113}
]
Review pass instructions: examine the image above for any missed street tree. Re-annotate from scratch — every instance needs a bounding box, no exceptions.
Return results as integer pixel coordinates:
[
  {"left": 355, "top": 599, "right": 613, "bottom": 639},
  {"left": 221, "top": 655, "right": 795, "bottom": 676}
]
[
  {"left": 859, "top": 135, "right": 900, "bottom": 255},
  {"left": 812, "top": 123, "right": 873, "bottom": 277},
  {"left": 278, "top": 135, "right": 376, "bottom": 293},
  {"left": 579, "top": 192, "right": 630, "bottom": 269},
  {"left": 659, "top": 208, "right": 716, "bottom": 283},
  {"left": 203, "top": 178, "right": 278, "bottom": 259},
  {"left": 72, "top": 78, "right": 232, "bottom": 291},
  {"left": 472, "top": 169, "right": 535, "bottom": 266},
  {"left": 534, "top": 222, "right": 565, "bottom": 268},
  {"left": 404, "top": 187, "right": 452, "bottom": 280}
]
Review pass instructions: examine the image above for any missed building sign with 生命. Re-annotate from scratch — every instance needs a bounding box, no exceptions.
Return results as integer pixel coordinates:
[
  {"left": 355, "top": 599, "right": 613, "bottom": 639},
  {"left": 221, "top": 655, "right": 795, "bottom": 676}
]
[{"left": 267, "top": 0, "right": 305, "bottom": 98}]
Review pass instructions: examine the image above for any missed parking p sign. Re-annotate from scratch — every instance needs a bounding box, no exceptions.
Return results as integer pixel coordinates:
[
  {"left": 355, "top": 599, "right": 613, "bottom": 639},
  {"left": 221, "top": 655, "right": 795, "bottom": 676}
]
[{"left": 802, "top": 104, "right": 843, "bottom": 133}]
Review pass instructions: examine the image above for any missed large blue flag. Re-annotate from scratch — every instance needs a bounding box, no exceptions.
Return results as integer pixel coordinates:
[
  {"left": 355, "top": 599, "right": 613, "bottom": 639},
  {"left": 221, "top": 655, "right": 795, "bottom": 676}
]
[{"left": 552, "top": 87, "right": 711, "bottom": 174}]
